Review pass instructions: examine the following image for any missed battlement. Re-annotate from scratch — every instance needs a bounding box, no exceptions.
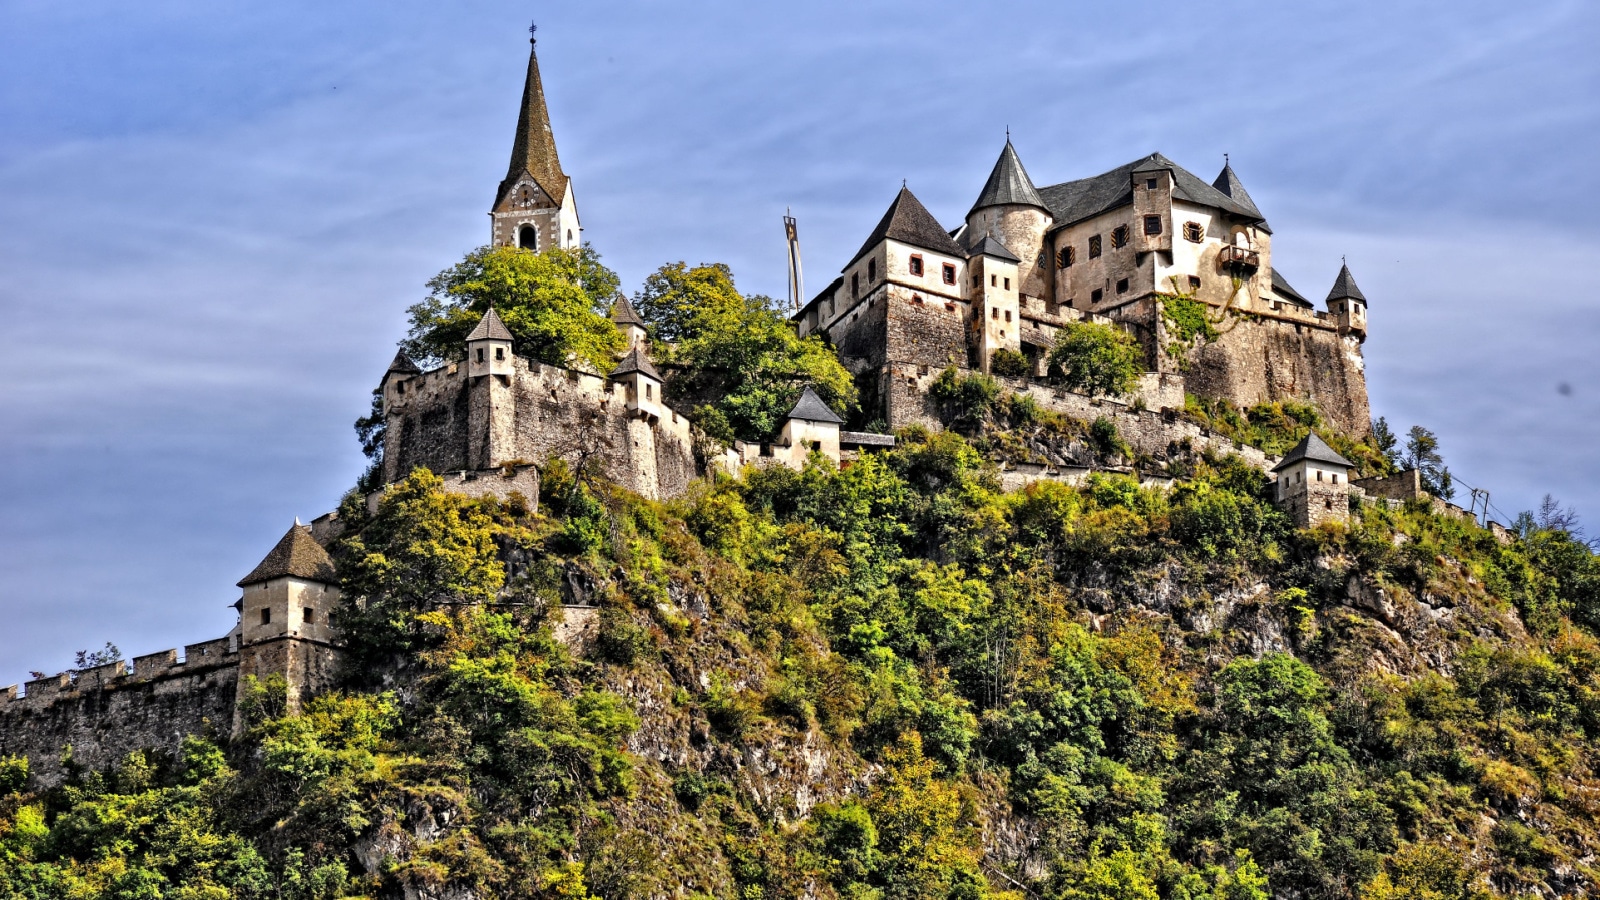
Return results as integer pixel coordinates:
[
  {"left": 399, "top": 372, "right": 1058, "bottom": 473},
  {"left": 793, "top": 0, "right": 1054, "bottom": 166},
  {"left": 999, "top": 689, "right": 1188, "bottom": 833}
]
[{"left": 0, "top": 635, "right": 238, "bottom": 714}]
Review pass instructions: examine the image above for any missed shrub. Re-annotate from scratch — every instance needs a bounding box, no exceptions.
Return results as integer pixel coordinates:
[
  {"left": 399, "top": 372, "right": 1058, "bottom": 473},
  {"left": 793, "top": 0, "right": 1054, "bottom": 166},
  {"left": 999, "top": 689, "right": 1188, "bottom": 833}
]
[
  {"left": 1048, "top": 322, "right": 1144, "bottom": 398},
  {"left": 989, "top": 348, "right": 1029, "bottom": 377},
  {"left": 929, "top": 366, "right": 1001, "bottom": 431}
]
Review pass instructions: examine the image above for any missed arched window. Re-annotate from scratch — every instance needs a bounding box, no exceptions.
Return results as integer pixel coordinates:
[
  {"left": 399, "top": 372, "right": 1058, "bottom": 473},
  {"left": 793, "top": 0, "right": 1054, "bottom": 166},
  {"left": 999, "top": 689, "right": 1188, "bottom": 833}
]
[{"left": 518, "top": 225, "right": 538, "bottom": 249}]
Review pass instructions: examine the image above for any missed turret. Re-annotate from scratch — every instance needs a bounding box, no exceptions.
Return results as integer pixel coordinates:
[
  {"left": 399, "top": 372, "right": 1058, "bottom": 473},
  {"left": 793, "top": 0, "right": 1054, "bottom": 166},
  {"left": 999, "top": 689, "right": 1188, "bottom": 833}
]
[
  {"left": 777, "top": 386, "right": 843, "bottom": 467},
  {"left": 381, "top": 349, "right": 421, "bottom": 412},
  {"left": 965, "top": 232, "right": 1021, "bottom": 373},
  {"left": 966, "top": 139, "right": 1054, "bottom": 300},
  {"left": 1272, "top": 432, "right": 1354, "bottom": 528},
  {"left": 235, "top": 522, "right": 341, "bottom": 720},
  {"left": 1326, "top": 262, "right": 1368, "bottom": 339},
  {"left": 611, "top": 344, "right": 663, "bottom": 422},
  {"left": 611, "top": 296, "right": 648, "bottom": 349},
  {"left": 466, "top": 307, "right": 514, "bottom": 378}
]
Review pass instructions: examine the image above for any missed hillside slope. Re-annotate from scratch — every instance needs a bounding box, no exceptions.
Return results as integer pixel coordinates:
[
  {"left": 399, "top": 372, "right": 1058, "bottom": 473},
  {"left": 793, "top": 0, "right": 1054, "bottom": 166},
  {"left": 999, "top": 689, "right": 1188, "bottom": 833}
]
[{"left": 2, "top": 431, "right": 1598, "bottom": 900}]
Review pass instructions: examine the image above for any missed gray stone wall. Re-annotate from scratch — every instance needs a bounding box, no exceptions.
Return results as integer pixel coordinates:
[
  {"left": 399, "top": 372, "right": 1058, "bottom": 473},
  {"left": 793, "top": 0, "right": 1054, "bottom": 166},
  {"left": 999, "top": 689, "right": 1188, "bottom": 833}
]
[
  {"left": 1181, "top": 314, "right": 1372, "bottom": 437},
  {"left": 0, "top": 640, "right": 240, "bottom": 788}
]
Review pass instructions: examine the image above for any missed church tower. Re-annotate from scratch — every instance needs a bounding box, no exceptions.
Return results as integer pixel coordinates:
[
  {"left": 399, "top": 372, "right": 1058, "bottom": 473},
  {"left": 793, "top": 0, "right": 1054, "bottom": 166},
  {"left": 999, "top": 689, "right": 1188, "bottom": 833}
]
[{"left": 490, "top": 27, "right": 580, "bottom": 252}]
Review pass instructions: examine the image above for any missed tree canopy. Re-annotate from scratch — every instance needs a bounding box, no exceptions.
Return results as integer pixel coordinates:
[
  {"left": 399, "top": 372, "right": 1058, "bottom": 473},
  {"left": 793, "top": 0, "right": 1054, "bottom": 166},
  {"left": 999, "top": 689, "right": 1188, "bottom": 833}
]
[
  {"left": 633, "top": 262, "right": 857, "bottom": 443},
  {"left": 1048, "top": 321, "right": 1145, "bottom": 398},
  {"left": 402, "top": 244, "right": 624, "bottom": 373}
]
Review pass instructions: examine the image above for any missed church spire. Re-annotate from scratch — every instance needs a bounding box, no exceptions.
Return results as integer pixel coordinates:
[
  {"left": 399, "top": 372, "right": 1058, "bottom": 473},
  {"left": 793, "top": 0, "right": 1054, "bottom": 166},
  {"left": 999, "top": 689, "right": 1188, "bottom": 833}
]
[
  {"left": 490, "top": 26, "right": 581, "bottom": 252},
  {"left": 499, "top": 29, "right": 569, "bottom": 206}
]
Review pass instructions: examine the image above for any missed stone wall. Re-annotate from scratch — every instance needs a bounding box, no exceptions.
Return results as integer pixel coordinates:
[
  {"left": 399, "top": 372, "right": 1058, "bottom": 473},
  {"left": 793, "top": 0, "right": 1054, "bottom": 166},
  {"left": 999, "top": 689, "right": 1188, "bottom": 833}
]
[{"left": 0, "top": 638, "right": 240, "bottom": 788}]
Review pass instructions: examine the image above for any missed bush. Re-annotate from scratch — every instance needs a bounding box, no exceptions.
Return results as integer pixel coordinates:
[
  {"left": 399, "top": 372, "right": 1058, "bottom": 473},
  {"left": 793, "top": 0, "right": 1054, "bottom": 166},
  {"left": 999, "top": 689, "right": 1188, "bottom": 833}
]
[
  {"left": 929, "top": 366, "right": 1001, "bottom": 431},
  {"left": 1048, "top": 321, "right": 1144, "bottom": 398},
  {"left": 989, "top": 349, "right": 1029, "bottom": 377}
]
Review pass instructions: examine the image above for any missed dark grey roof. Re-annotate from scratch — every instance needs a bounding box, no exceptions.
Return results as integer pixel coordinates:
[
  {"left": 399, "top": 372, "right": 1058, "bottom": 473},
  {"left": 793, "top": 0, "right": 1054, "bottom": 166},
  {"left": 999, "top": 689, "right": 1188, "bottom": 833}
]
[
  {"left": 1211, "top": 163, "right": 1264, "bottom": 220},
  {"left": 786, "top": 386, "right": 844, "bottom": 424},
  {"left": 1270, "top": 269, "right": 1312, "bottom": 308},
  {"left": 385, "top": 350, "right": 421, "bottom": 378},
  {"left": 966, "top": 231, "right": 1021, "bottom": 263},
  {"left": 1326, "top": 263, "right": 1367, "bottom": 304},
  {"left": 1037, "top": 153, "right": 1268, "bottom": 231},
  {"left": 970, "top": 140, "right": 1049, "bottom": 215},
  {"left": 1272, "top": 431, "right": 1354, "bottom": 472},
  {"left": 238, "top": 524, "right": 338, "bottom": 587},
  {"left": 466, "top": 306, "right": 514, "bottom": 342},
  {"left": 611, "top": 344, "right": 661, "bottom": 380},
  {"left": 847, "top": 186, "right": 965, "bottom": 269},
  {"left": 611, "top": 296, "right": 646, "bottom": 328},
  {"left": 841, "top": 431, "right": 896, "bottom": 448}
]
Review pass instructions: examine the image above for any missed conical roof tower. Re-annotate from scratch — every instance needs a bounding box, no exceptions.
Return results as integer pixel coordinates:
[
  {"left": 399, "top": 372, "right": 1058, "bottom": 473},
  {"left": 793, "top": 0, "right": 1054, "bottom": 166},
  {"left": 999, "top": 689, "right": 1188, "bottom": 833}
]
[
  {"left": 497, "top": 31, "right": 569, "bottom": 208},
  {"left": 970, "top": 139, "right": 1049, "bottom": 215}
]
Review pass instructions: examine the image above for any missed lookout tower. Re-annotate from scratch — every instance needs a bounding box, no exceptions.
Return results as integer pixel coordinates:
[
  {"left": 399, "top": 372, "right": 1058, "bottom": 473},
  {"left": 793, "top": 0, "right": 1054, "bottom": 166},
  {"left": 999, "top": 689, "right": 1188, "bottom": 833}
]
[
  {"left": 235, "top": 522, "right": 342, "bottom": 723},
  {"left": 1273, "top": 432, "right": 1354, "bottom": 528},
  {"left": 490, "top": 26, "right": 580, "bottom": 252}
]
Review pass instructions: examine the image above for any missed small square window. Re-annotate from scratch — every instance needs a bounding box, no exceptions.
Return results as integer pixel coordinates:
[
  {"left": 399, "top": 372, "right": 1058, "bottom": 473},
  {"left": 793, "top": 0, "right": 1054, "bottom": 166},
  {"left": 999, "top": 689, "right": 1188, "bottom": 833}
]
[
  {"left": 1144, "top": 215, "right": 1162, "bottom": 235},
  {"left": 1188, "top": 275, "right": 1201, "bottom": 289},
  {"left": 942, "top": 264, "right": 956, "bottom": 285},
  {"left": 1088, "top": 235, "right": 1102, "bottom": 259},
  {"left": 1116, "top": 278, "right": 1130, "bottom": 294},
  {"left": 1146, "top": 178, "right": 1157, "bottom": 189},
  {"left": 909, "top": 255, "right": 924, "bottom": 276},
  {"left": 1091, "top": 288, "right": 1104, "bottom": 303},
  {"left": 1183, "top": 221, "right": 1204, "bottom": 242}
]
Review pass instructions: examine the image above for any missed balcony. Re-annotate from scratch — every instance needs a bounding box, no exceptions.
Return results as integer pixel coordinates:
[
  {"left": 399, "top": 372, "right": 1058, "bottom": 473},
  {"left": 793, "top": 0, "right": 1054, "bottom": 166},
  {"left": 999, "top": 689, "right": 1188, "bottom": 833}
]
[{"left": 1218, "top": 245, "right": 1260, "bottom": 274}]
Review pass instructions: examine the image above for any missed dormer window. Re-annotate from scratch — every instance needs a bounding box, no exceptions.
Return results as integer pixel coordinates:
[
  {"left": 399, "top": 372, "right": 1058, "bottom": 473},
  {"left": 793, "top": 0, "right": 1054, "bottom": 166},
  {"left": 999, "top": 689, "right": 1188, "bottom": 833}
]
[
  {"left": 942, "top": 264, "right": 956, "bottom": 285},
  {"left": 1111, "top": 226, "right": 1130, "bottom": 249},
  {"left": 909, "top": 255, "right": 924, "bottom": 276},
  {"left": 1089, "top": 235, "right": 1102, "bottom": 259}
]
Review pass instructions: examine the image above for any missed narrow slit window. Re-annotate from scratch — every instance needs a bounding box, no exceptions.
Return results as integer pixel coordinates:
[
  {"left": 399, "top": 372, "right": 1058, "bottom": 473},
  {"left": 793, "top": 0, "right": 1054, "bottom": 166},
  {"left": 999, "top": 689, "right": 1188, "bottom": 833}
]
[{"left": 868, "top": 259, "right": 877, "bottom": 282}]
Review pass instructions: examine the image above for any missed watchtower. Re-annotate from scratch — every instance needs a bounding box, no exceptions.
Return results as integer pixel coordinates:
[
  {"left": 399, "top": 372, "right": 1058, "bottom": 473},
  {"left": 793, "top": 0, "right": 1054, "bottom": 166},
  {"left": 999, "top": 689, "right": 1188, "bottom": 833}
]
[
  {"left": 1326, "top": 262, "right": 1368, "bottom": 339},
  {"left": 235, "top": 522, "right": 342, "bottom": 724},
  {"left": 1273, "top": 432, "right": 1354, "bottom": 528}
]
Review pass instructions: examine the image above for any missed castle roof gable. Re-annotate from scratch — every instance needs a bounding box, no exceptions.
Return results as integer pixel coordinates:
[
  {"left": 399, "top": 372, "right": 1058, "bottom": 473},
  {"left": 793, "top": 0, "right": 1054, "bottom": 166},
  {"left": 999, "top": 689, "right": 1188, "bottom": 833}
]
[
  {"left": 611, "top": 345, "right": 661, "bottom": 381},
  {"left": 238, "top": 523, "right": 338, "bottom": 587},
  {"left": 1326, "top": 263, "right": 1367, "bottom": 304},
  {"left": 966, "top": 231, "right": 1021, "bottom": 263},
  {"left": 466, "top": 307, "right": 514, "bottom": 342},
  {"left": 383, "top": 350, "right": 422, "bottom": 382},
  {"left": 1270, "top": 269, "right": 1312, "bottom": 308},
  {"left": 970, "top": 140, "right": 1049, "bottom": 216},
  {"left": 847, "top": 186, "right": 965, "bottom": 269},
  {"left": 611, "top": 296, "right": 646, "bottom": 328},
  {"left": 786, "top": 386, "right": 844, "bottom": 424},
  {"left": 1039, "top": 153, "right": 1267, "bottom": 230},
  {"left": 1272, "top": 431, "right": 1354, "bottom": 472}
]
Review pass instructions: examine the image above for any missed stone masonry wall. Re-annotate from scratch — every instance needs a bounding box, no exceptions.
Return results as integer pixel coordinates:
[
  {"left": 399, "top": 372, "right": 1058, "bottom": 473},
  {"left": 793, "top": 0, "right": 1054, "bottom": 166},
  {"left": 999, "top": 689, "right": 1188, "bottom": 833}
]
[
  {"left": 0, "top": 638, "right": 239, "bottom": 788},
  {"left": 1182, "top": 314, "right": 1371, "bottom": 437}
]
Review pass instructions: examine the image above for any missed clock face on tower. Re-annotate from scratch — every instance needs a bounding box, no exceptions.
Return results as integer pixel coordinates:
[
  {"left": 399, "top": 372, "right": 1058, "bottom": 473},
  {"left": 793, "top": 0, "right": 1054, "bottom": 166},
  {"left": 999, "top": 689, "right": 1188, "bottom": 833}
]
[{"left": 518, "top": 183, "right": 539, "bottom": 207}]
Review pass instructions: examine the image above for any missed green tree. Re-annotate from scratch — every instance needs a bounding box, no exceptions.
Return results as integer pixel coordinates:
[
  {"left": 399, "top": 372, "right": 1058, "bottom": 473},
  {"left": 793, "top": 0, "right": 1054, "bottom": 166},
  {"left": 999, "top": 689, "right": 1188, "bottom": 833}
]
[
  {"left": 1048, "top": 322, "right": 1144, "bottom": 398},
  {"left": 635, "top": 261, "right": 856, "bottom": 441},
  {"left": 1402, "top": 425, "right": 1453, "bottom": 500},
  {"left": 403, "top": 244, "right": 623, "bottom": 372}
]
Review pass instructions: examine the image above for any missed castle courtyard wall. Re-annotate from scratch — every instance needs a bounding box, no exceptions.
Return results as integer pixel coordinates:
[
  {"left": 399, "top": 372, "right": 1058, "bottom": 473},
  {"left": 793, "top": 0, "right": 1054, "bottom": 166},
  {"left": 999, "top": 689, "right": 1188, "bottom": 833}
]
[{"left": 1182, "top": 314, "right": 1371, "bottom": 436}]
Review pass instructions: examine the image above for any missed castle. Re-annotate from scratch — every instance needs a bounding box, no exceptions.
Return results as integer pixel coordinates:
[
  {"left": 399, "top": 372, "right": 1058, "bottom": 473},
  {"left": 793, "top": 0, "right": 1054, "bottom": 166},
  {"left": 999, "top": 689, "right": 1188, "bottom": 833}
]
[{"left": 1, "top": 32, "right": 1414, "bottom": 788}]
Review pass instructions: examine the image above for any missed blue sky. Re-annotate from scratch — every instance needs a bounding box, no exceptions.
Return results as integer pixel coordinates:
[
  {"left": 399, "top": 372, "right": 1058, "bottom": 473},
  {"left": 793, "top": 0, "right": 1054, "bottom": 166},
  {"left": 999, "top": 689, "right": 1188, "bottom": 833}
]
[{"left": 1, "top": 0, "right": 1598, "bottom": 681}]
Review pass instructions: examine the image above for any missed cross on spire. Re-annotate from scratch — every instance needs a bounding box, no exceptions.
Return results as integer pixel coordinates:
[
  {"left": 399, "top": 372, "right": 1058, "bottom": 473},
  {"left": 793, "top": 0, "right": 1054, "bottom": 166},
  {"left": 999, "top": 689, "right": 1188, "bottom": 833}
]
[{"left": 528, "top": 21, "right": 537, "bottom": 44}]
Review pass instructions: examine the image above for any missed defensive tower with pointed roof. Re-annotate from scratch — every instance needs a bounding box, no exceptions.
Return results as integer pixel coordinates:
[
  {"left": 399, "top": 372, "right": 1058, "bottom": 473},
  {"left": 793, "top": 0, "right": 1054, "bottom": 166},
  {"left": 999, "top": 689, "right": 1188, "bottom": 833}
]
[
  {"left": 490, "top": 29, "right": 580, "bottom": 253},
  {"left": 1272, "top": 432, "right": 1356, "bottom": 528},
  {"left": 235, "top": 522, "right": 342, "bottom": 720}
]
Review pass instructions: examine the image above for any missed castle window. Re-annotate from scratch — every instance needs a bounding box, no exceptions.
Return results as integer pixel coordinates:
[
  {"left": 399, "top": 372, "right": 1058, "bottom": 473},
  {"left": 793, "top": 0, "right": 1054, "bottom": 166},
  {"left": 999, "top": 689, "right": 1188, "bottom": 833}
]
[
  {"left": 1091, "top": 288, "right": 1103, "bottom": 303},
  {"left": 476, "top": 348, "right": 485, "bottom": 363},
  {"left": 812, "top": 441, "right": 822, "bottom": 452},
  {"left": 1116, "top": 278, "right": 1129, "bottom": 294},
  {"left": 991, "top": 275, "right": 997, "bottom": 287},
  {"left": 566, "top": 229, "right": 573, "bottom": 243},
  {"left": 1089, "top": 235, "right": 1102, "bottom": 259},
  {"left": 1057, "top": 246, "right": 1074, "bottom": 268},
  {"left": 518, "top": 225, "right": 537, "bottom": 249},
  {"left": 1144, "top": 215, "right": 1162, "bottom": 235},
  {"left": 910, "top": 255, "right": 924, "bottom": 276},
  {"left": 260, "top": 609, "right": 271, "bottom": 625},
  {"left": 1333, "top": 473, "right": 1340, "bottom": 483},
  {"left": 868, "top": 259, "right": 877, "bottom": 282},
  {"left": 1317, "top": 470, "right": 1323, "bottom": 481},
  {"left": 1325, "top": 499, "right": 1333, "bottom": 510},
  {"left": 1005, "top": 310, "right": 1012, "bottom": 322},
  {"left": 1189, "top": 275, "right": 1201, "bottom": 289},
  {"left": 646, "top": 383, "right": 653, "bottom": 400},
  {"left": 1003, "top": 277, "right": 1011, "bottom": 290},
  {"left": 972, "top": 275, "right": 981, "bottom": 287},
  {"left": 396, "top": 382, "right": 405, "bottom": 394},
  {"left": 851, "top": 273, "right": 860, "bottom": 299},
  {"left": 1111, "top": 226, "right": 1130, "bottom": 249},
  {"left": 304, "top": 608, "right": 314, "bottom": 623},
  {"left": 1183, "top": 221, "right": 1203, "bottom": 242},
  {"left": 942, "top": 264, "right": 956, "bottom": 285},
  {"left": 495, "top": 347, "right": 505, "bottom": 361},
  {"left": 1146, "top": 178, "right": 1158, "bottom": 190}
]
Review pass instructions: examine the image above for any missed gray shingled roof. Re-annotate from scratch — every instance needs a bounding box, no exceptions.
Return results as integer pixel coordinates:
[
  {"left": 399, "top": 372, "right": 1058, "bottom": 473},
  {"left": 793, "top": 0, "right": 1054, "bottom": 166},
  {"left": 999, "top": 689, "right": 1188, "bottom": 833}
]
[
  {"left": 385, "top": 349, "right": 421, "bottom": 378},
  {"left": 611, "top": 344, "right": 661, "bottom": 380},
  {"left": 611, "top": 296, "right": 646, "bottom": 328},
  {"left": 1211, "top": 163, "right": 1264, "bottom": 220},
  {"left": 238, "top": 524, "right": 338, "bottom": 587},
  {"left": 966, "top": 231, "right": 1021, "bottom": 263},
  {"left": 1326, "top": 263, "right": 1367, "bottom": 304},
  {"left": 1270, "top": 269, "right": 1312, "bottom": 308},
  {"left": 786, "top": 386, "right": 844, "bottom": 424},
  {"left": 847, "top": 186, "right": 965, "bottom": 269},
  {"left": 970, "top": 140, "right": 1049, "bottom": 215},
  {"left": 495, "top": 43, "right": 570, "bottom": 209},
  {"left": 466, "top": 307, "right": 514, "bottom": 342},
  {"left": 1038, "top": 153, "right": 1268, "bottom": 231},
  {"left": 1272, "top": 432, "right": 1354, "bottom": 472}
]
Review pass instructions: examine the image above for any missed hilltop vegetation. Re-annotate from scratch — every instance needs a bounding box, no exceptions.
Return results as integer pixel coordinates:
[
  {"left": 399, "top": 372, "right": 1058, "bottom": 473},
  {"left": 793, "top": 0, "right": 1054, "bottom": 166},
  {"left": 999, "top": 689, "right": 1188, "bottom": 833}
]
[{"left": 3, "top": 425, "right": 1600, "bottom": 898}]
